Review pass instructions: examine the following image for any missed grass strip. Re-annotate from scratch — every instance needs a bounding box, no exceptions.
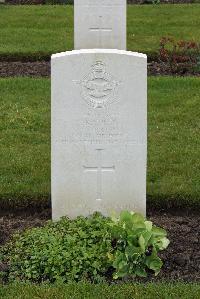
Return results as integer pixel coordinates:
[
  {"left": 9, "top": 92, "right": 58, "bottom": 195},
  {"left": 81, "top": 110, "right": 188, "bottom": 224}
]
[
  {"left": 0, "top": 282, "right": 200, "bottom": 299},
  {"left": 0, "top": 5, "right": 199, "bottom": 60},
  {"left": 0, "top": 77, "right": 199, "bottom": 209}
]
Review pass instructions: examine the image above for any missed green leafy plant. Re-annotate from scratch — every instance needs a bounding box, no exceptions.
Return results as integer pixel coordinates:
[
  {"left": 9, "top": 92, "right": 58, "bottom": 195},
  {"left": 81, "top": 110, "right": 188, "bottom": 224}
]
[
  {"left": 109, "top": 211, "right": 169, "bottom": 279},
  {"left": 0, "top": 213, "right": 112, "bottom": 283},
  {"left": 0, "top": 211, "right": 169, "bottom": 283}
]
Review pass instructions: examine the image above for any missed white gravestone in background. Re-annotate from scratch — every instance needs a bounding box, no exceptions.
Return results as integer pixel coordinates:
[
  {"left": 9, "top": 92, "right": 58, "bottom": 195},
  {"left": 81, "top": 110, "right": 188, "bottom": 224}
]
[
  {"left": 74, "top": 0, "right": 126, "bottom": 50},
  {"left": 51, "top": 49, "right": 147, "bottom": 220}
]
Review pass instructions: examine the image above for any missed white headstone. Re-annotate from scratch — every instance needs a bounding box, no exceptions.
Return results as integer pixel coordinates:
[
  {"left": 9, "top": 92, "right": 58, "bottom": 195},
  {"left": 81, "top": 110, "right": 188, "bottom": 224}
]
[
  {"left": 51, "top": 49, "right": 147, "bottom": 220},
  {"left": 74, "top": 0, "right": 126, "bottom": 50}
]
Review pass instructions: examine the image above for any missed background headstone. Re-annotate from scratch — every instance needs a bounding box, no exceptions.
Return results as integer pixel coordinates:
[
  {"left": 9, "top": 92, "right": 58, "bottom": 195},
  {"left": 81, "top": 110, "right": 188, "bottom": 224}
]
[
  {"left": 74, "top": 0, "right": 126, "bottom": 50},
  {"left": 51, "top": 49, "right": 147, "bottom": 220}
]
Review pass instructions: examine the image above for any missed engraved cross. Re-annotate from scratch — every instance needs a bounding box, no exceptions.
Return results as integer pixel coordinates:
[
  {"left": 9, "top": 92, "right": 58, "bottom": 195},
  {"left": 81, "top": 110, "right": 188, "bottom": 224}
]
[
  {"left": 83, "top": 149, "right": 115, "bottom": 201},
  {"left": 90, "top": 16, "right": 112, "bottom": 47}
]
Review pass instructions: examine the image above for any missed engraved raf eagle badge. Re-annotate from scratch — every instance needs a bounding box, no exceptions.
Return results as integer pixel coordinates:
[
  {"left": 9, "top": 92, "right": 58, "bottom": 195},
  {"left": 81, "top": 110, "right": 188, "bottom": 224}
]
[{"left": 74, "top": 61, "right": 120, "bottom": 109}]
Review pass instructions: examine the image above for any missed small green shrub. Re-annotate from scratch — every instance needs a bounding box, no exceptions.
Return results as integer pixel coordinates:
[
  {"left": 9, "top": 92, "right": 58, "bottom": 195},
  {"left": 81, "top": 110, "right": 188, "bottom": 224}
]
[
  {"left": 109, "top": 211, "right": 169, "bottom": 279},
  {"left": 0, "top": 211, "right": 169, "bottom": 283},
  {"left": 159, "top": 37, "right": 200, "bottom": 74}
]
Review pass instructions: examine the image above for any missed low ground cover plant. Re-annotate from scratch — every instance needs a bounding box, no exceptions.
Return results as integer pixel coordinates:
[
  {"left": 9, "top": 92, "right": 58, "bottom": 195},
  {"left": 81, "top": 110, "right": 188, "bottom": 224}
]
[
  {"left": 159, "top": 37, "right": 200, "bottom": 74},
  {"left": 0, "top": 211, "right": 169, "bottom": 283}
]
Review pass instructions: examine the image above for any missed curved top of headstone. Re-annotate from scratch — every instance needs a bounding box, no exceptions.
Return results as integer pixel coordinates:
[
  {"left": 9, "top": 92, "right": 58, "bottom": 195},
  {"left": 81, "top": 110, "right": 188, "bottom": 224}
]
[{"left": 52, "top": 49, "right": 147, "bottom": 60}]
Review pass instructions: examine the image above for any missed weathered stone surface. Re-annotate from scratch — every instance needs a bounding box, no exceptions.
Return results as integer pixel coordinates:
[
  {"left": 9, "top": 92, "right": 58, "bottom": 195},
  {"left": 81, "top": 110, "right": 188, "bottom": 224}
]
[{"left": 51, "top": 49, "right": 147, "bottom": 220}]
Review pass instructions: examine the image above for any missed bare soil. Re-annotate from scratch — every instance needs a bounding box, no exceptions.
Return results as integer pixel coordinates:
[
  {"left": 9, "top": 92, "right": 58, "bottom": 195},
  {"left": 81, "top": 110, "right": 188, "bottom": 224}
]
[
  {"left": 0, "top": 61, "right": 199, "bottom": 77},
  {"left": 148, "top": 212, "right": 200, "bottom": 282},
  {"left": 148, "top": 61, "right": 200, "bottom": 76},
  {"left": 0, "top": 61, "right": 50, "bottom": 77},
  {"left": 0, "top": 209, "right": 199, "bottom": 282}
]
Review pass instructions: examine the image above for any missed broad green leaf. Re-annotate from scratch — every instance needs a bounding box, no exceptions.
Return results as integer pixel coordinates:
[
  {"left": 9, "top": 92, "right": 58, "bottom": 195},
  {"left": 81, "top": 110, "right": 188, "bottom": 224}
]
[
  {"left": 145, "top": 221, "right": 152, "bottom": 231},
  {"left": 120, "top": 211, "right": 133, "bottom": 223},
  {"left": 141, "top": 231, "right": 152, "bottom": 246},
  {"left": 127, "top": 235, "right": 138, "bottom": 246},
  {"left": 135, "top": 266, "right": 147, "bottom": 278},
  {"left": 151, "top": 259, "right": 163, "bottom": 276},
  {"left": 111, "top": 224, "right": 126, "bottom": 239},
  {"left": 138, "top": 235, "right": 145, "bottom": 252},
  {"left": 131, "top": 213, "right": 145, "bottom": 224},
  {"left": 132, "top": 224, "right": 146, "bottom": 231},
  {"left": 118, "top": 260, "right": 128, "bottom": 270},
  {"left": 113, "top": 252, "right": 124, "bottom": 268},
  {"left": 158, "top": 237, "right": 170, "bottom": 250},
  {"left": 125, "top": 245, "right": 142, "bottom": 256},
  {"left": 145, "top": 255, "right": 163, "bottom": 275},
  {"left": 152, "top": 226, "right": 167, "bottom": 237}
]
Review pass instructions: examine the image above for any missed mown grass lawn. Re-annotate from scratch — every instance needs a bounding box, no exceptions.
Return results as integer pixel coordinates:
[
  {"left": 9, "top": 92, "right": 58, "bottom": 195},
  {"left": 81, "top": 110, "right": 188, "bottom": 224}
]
[
  {"left": 0, "top": 77, "right": 199, "bottom": 209},
  {"left": 0, "top": 282, "right": 200, "bottom": 299},
  {"left": 0, "top": 5, "right": 199, "bottom": 59}
]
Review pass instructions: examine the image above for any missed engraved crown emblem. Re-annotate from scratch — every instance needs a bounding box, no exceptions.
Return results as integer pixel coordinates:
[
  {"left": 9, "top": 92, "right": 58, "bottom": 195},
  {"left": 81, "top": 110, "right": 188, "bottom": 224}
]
[
  {"left": 75, "top": 61, "right": 120, "bottom": 109},
  {"left": 92, "top": 61, "right": 105, "bottom": 73}
]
